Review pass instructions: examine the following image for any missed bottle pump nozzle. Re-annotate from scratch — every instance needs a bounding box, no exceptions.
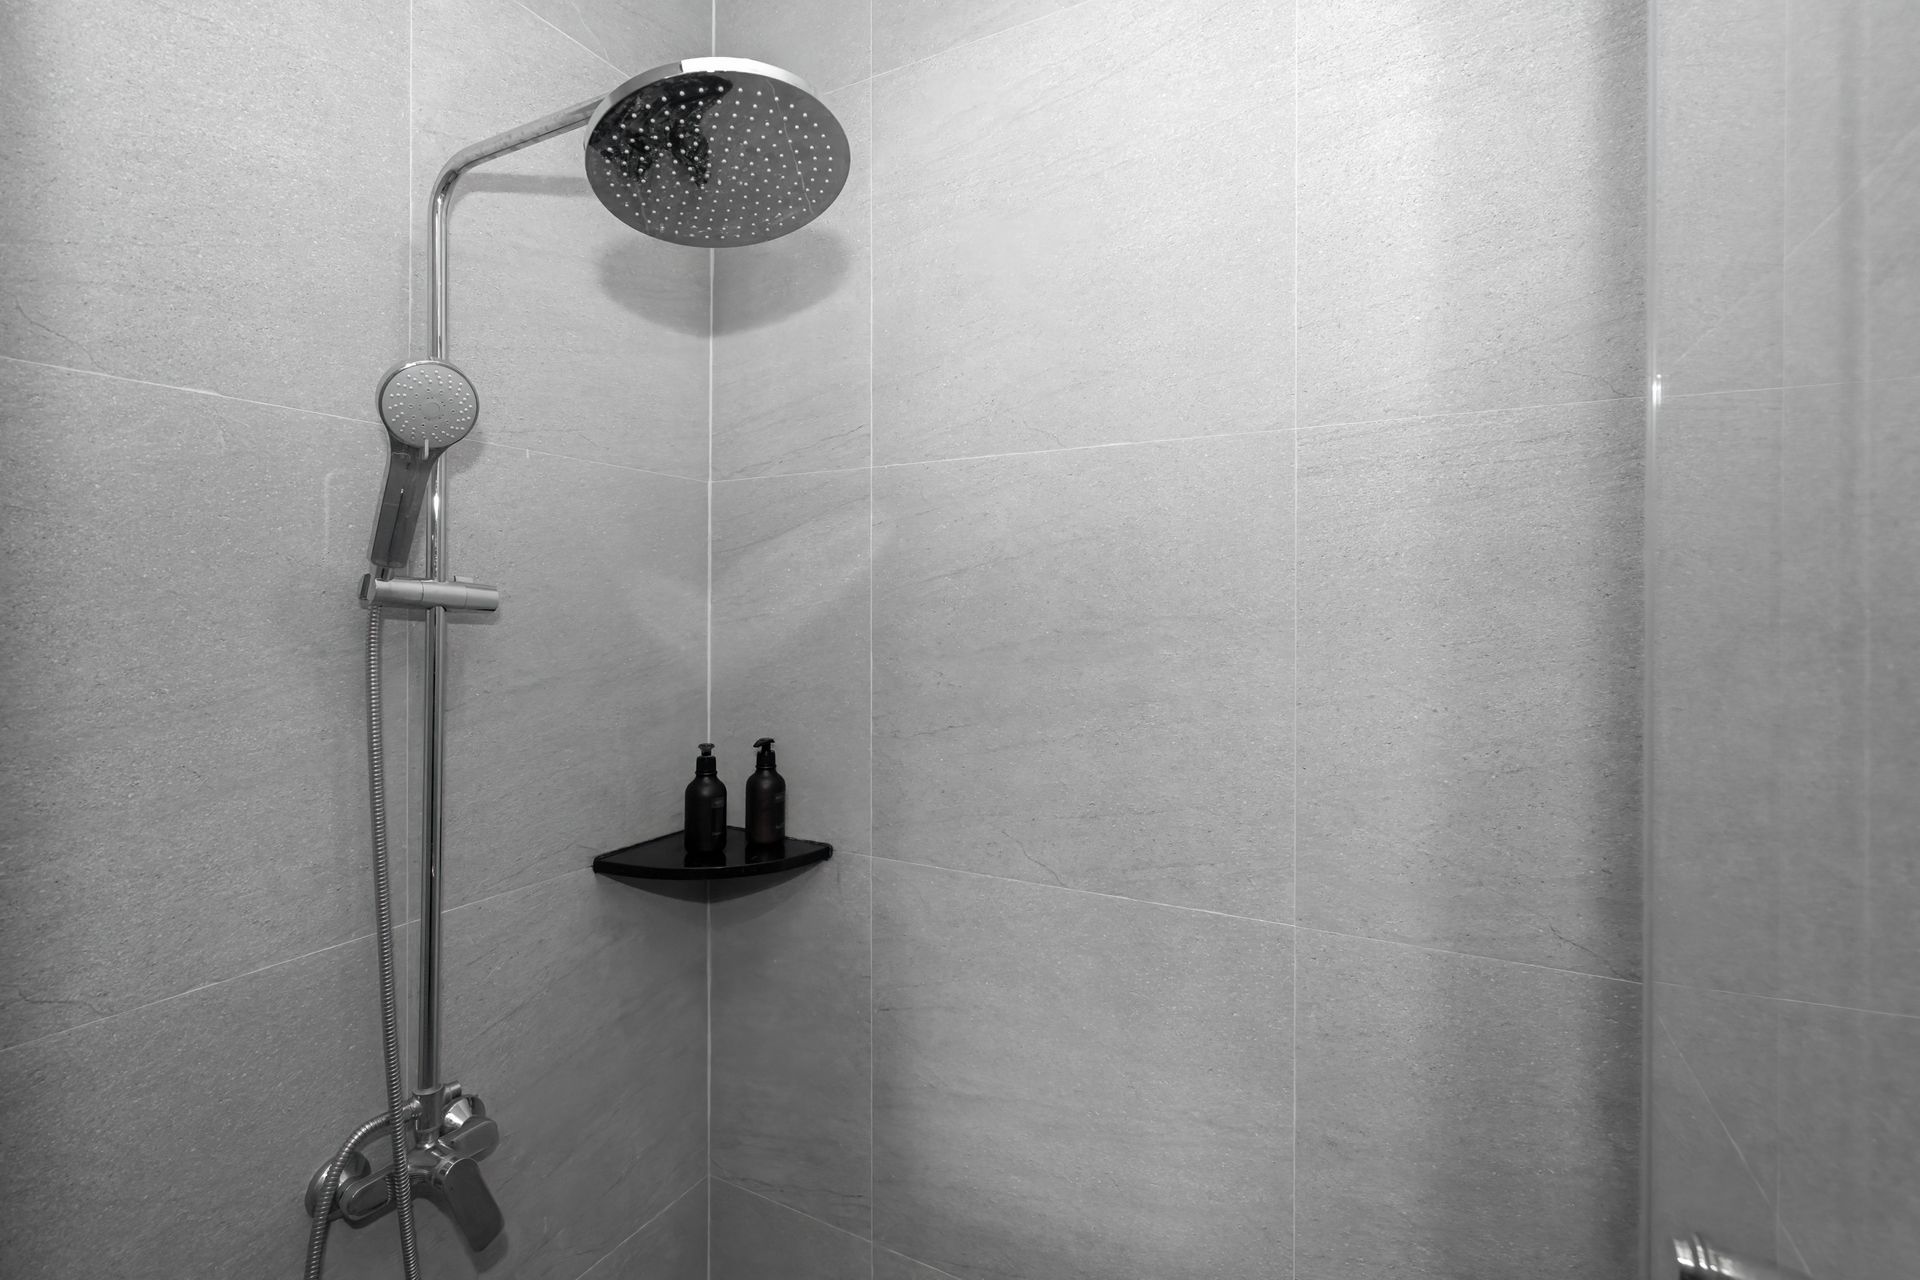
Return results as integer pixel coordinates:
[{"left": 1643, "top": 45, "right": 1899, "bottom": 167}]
[{"left": 754, "top": 737, "right": 776, "bottom": 767}]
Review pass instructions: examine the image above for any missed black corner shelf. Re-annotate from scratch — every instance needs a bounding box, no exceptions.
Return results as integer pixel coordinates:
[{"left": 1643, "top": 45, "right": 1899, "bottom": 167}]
[{"left": 592, "top": 827, "right": 833, "bottom": 884}]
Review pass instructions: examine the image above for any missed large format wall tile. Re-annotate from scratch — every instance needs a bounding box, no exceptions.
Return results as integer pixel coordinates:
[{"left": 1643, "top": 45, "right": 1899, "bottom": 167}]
[
  {"left": 873, "top": 863, "right": 1291, "bottom": 1280},
  {"left": 1647, "top": 391, "right": 1782, "bottom": 997},
  {"left": 871, "top": 0, "right": 1290, "bottom": 464},
  {"left": 1295, "top": 932, "right": 1640, "bottom": 1280},
  {"left": 1299, "top": 0, "right": 1644, "bottom": 422},
  {"left": 873, "top": 435, "right": 1291, "bottom": 920},
  {"left": 719, "top": 0, "right": 872, "bottom": 93},
  {"left": 1652, "top": 0, "right": 1784, "bottom": 397},
  {"left": 711, "top": 1179, "right": 874, "bottom": 1280},
  {"left": 711, "top": 854, "right": 873, "bottom": 1235},
  {"left": 413, "top": 0, "right": 710, "bottom": 478},
  {"left": 435, "top": 445, "right": 705, "bottom": 908},
  {"left": 712, "top": 470, "right": 872, "bottom": 855},
  {"left": 0, "top": 0, "right": 407, "bottom": 420},
  {"left": 873, "top": 0, "right": 1084, "bottom": 73},
  {"left": 1648, "top": 386, "right": 1885, "bottom": 1007},
  {"left": 417, "top": 871, "right": 707, "bottom": 1279},
  {"left": 714, "top": 83, "right": 872, "bottom": 480},
  {"left": 580, "top": 1180, "right": 707, "bottom": 1279},
  {"left": 0, "top": 936, "right": 413, "bottom": 1278},
  {"left": 0, "top": 363, "right": 390, "bottom": 1049},
  {"left": 1297, "top": 402, "right": 1642, "bottom": 977}
]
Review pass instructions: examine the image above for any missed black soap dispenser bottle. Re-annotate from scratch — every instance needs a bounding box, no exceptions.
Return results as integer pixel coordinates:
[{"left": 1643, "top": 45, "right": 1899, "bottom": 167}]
[
  {"left": 683, "top": 743, "right": 728, "bottom": 860},
  {"left": 743, "top": 737, "right": 786, "bottom": 856}
]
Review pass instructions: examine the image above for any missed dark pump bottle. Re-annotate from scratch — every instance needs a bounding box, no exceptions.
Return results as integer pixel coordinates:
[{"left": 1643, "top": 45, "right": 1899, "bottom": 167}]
[
  {"left": 743, "top": 737, "right": 786, "bottom": 852},
  {"left": 683, "top": 744, "right": 728, "bottom": 857}
]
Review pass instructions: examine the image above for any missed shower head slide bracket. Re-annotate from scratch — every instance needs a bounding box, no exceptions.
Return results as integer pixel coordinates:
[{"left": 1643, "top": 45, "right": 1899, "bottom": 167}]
[{"left": 361, "top": 574, "right": 500, "bottom": 613}]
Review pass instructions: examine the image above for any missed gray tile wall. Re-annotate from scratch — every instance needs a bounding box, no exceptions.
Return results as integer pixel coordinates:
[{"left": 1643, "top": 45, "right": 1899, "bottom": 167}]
[
  {"left": 0, "top": 0, "right": 713, "bottom": 1276},
  {"left": 1647, "top": 0, "right": 1920, "bottom": 1274},
  {"left": 708, "top": 2, "right": 1646, "bottom": 1279}
]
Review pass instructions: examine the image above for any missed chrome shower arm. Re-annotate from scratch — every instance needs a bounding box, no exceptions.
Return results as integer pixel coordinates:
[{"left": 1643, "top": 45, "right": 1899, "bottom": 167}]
[{"left": 429, "top": 97, "right": 600, "bottom": 362}]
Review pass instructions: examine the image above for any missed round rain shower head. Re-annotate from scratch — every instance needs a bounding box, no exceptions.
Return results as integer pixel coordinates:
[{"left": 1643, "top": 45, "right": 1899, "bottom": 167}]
[
  {"left": 378, "top": 360, "right": 478, "bottom": 451},
  {"left": 584, "top": 57, "right": 850, "bottom": 248}
]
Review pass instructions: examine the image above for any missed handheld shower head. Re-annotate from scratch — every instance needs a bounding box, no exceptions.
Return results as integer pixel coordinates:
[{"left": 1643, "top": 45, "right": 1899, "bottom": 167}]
[
  {"left": 584, "top": 58, "right": 850, "bottom": 247},
  {"left": 379, "top": 360, "right": 478, "bottom": 451},
  {"left": 368, "top": 360, "right": 478, "bottom": 572}
]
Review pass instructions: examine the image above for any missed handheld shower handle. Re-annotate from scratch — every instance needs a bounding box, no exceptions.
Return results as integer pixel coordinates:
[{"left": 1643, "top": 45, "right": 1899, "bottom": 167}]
[
  {"left": 369, "top": 442, "right": 437, "bottom": 572},
  {"left": 369, "top": 359, "right": 478, "bottom": 572}
]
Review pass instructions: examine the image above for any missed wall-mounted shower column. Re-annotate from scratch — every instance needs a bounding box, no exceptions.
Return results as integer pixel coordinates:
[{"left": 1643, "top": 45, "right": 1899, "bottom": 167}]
[
  {"left": 314, "top": 65, "right": 849, "bottom": 1269},
  {"left": 415, "top": 99, "right": 601, "bottom": 1138}
]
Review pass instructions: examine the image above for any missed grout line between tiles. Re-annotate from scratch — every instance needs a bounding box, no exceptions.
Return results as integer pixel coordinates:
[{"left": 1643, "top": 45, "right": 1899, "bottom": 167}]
[
  {"left": 0, "top": 355, "right": 720, "bottom": 485},
  {"left": 0, "top": 863, "right": 622, "bottom": 1061},
  {"left": 437, "top": 863, "right": 594, "bottom": 917},
  {"left": 1640, "top": 3, "right": 1660, "bottom": 1265},
  {"left": 712, "top": 1176, "right": 873, "bottom": 1247},
  {"left": 865, "top": 853, "right": 1645, "bottom": 987},
  {"left": 1776, "top": 1220, "right": 1813, "bottom": 1276},
  {"left": 573, "top": 1173, "right": 707, "bottom": 1279},
  {"left": 0, "top": 927, "right": 380, "bottom": 1059},
  {"left": 868, "top": 0, "right": 1103, "bottom": 85},
  {"left": 874, "top": 1245, "right": 970, "bottom": 1280},
  {"left": 703, "top": 373, "right": 1920, "bottom": 486},
  {"left": 1770, "top": 981, "right": 1784, "bottom": 1255},
  {"left": 1857, "top": 8, "right": 1882, "bottom": 1052},
  {"left": 1655, "top": 1013, "right": 1777, "bottom": 1215},
  {"left": 866, "top": 29, "right": 879, "bottom": 1270},
  {"left": 0, "top": 354, "right": 380, "bottom": 427},
  {"left": 852, "top": 392, "right": 1653, "bottom": 476},
  {"left": 506, "top": 0, "right": 627, "bottom": 77},
  {"left": 714, "top": 462, "right": 875, "bottom": 484},
  {"left": 1288, "top": 2, "right": 1301, "bottom": 1270},
  {"left": 466, "top": 435, "right": 707, "bottom": 482},
  {"left": 1297, "top": 393, "right": 1648, "bottom": 435},
  {"left": 1648, "top": 978, "right": 1920, "bottom": 1025}
]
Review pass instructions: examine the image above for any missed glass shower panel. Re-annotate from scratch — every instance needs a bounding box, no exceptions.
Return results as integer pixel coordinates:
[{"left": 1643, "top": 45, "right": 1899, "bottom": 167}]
[{"left": 1646, "top": 0, "right": 1920, "bottom": 1276}]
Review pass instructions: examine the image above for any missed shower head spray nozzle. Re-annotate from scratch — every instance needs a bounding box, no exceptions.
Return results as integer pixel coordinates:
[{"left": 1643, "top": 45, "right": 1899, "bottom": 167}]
[
  {"left": 584, "top": 57, "right": 850, "bottom": 247},
  {"left": 379, "top": 359, "right": 478, "bottom": 451},
  {"left": 368, "top": 360, "right": 479, "bottom": 571}
]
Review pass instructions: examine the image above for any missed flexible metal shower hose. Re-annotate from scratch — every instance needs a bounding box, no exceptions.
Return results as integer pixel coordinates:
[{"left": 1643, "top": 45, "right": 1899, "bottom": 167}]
[{"left": 304, "top": 605, "right": 420, "bottom": 1280}]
